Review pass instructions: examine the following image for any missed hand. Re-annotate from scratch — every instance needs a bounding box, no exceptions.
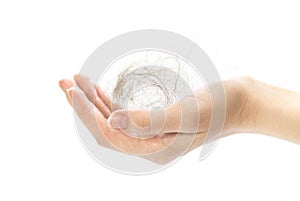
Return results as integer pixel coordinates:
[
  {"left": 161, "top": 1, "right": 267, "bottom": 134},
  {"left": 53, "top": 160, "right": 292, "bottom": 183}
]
[{"left": 59, "top": 75, "right": 254, "bottom": 164}]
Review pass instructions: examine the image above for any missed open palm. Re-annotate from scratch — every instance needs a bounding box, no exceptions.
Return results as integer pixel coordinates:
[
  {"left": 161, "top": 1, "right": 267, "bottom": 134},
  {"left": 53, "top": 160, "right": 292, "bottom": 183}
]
[{"left": 59, "top": 75, "right": 206, "bottom": 164}]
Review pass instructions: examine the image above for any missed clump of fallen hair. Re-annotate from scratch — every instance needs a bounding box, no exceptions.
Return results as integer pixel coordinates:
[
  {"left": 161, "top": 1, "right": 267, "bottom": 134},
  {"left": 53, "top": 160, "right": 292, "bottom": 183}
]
[{"left": 112, "top": 64, "right": 181, "bottom": 110}]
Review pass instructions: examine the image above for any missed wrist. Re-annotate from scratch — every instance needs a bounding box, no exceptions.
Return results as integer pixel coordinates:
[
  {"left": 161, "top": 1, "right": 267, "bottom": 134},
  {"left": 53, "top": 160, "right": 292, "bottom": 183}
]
[{"left": 222, "top": 76, "right": 258, "bottom": 135}]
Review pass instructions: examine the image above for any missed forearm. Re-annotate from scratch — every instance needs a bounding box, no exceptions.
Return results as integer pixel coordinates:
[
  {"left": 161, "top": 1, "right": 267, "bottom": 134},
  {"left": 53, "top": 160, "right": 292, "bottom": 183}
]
[
  {"left": 164, "top": 77, "right": 300, "bottom": 152},
  {"left": 247, "top": 80, "right": 300, "bottom": 144}
]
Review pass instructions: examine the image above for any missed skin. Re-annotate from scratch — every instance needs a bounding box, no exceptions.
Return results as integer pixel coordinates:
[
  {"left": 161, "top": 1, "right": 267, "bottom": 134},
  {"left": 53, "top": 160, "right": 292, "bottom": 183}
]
[{"left": 59, "top": 75, "right": 300, "bottom": 164}]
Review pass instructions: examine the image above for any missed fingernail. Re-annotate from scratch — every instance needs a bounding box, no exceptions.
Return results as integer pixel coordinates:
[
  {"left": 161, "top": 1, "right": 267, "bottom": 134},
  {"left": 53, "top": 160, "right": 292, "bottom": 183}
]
[
  {"left": 108, "top": 113, "right": 128, "bottom": 129},
  {"left": 66, "top": 87, "right": 74, "bottom": 99}
]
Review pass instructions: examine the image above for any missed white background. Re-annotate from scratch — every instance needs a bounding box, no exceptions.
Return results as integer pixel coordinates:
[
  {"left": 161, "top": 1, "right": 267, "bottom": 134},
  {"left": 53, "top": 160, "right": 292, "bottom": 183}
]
[{"left": 1, "top": 0, "right": 300, "bottom": 200}]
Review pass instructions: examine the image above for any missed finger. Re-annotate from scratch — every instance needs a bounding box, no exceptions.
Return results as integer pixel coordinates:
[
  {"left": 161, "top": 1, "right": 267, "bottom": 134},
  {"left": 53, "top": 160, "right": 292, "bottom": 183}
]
[
  {"left": 58, "top": 79, "right": 75, "bottom": 93},
  {"left": 74, "top": 74, "right": 111, "bottom": 118},
  {"left": 107, "top": 96, "right": 201, "bottom": 138},
  {"left": 59, "top": 79, "right": 76, "bottom": 105},
  {"left": 95, "top": 85, "right": 112, "bottom": 111},
  {"left": 95, "top": 85, "right": 121, "bottom": 111},
  {"left": 67, "top": 87, "right": 112, "bottom": 148}
]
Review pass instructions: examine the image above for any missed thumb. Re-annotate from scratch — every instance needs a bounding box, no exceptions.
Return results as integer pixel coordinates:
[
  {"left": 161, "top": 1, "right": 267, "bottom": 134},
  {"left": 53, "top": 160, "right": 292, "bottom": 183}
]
[{"left": 107, "top": 96, "right": 200, "bottom": 138}]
